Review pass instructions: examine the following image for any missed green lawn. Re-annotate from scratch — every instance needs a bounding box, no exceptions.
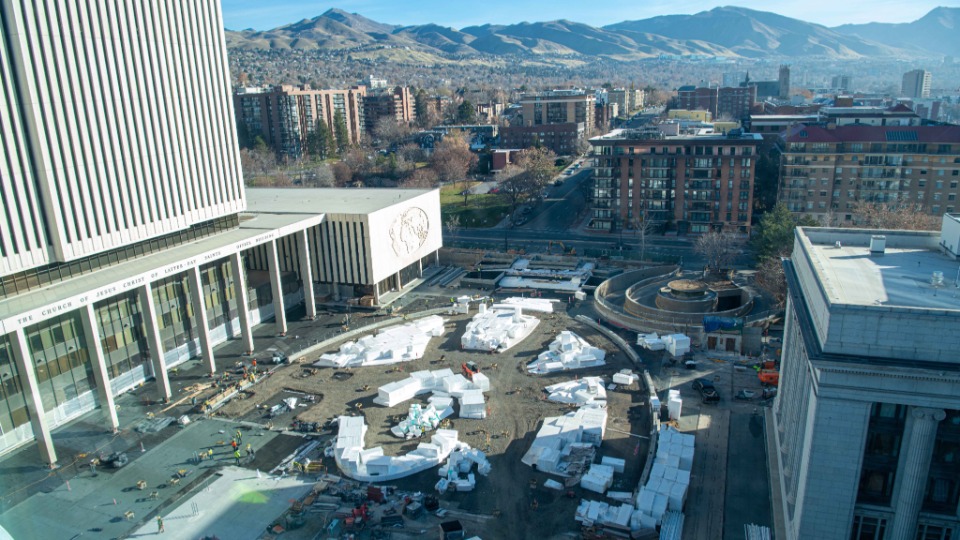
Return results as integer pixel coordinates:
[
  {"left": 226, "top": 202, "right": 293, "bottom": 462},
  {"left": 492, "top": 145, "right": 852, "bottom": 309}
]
[{"left": 440, "top": 182, "right": 510, "bottom": 228}]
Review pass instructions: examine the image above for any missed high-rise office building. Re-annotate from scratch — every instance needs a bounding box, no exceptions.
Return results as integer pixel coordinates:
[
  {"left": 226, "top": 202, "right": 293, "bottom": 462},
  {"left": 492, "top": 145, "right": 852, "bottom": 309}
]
[
  {"left": 0, "top": 0, "right": 245, "bottom": 278},
  {"left": 773, "top": 221, "right": 960, "bottom": 539},
  {"left": 0, "top": 0, "right": 441, "bottom": 466},
  {"left": 902, "top": 69, "right": 933, "bottom": 99}
]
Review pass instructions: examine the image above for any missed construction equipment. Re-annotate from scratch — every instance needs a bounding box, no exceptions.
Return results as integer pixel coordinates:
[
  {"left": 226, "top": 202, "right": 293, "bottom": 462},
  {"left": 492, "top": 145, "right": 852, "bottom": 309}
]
[
  {"left": 758, "top": 369, "right": 779, "bottom": 386},
  {"left": 461, "top": 361, "right": 481, "bottom": 381}
]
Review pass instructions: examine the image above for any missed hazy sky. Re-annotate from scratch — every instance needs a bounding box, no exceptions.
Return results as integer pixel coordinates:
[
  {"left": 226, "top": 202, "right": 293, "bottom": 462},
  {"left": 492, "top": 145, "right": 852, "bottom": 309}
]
[{"left": 220, "top": 0, "right": 955, "bottom": 31}]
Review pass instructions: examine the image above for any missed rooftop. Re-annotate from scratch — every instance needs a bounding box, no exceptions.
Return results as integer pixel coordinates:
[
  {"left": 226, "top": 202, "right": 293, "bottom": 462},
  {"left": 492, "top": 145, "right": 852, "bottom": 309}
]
[
  {"left": 0, "top": 211, "right": 323, "bottom": 334},
  {"left": 801, "top": 230, "right": 960, "bottom": 312},
  {"left": 590, "top": 129, "right": 761, "bottom": 144},
  {"left": 781, "top": 123, "right": 960, "bottom": 144},
  {"left": 246, "top": 188, "right": 436, "bottom": 216}
]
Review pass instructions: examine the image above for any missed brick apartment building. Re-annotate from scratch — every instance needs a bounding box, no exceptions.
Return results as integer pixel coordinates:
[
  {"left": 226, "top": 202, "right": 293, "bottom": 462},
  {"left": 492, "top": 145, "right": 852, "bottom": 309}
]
[
  {"left": 778, "top": 124, "right": 960, "bottom": 223},
  {"left": 501, "top": 89, "right": 595, "bottom": 154},
  {"left": 234, "top": 85, "right": 367, "bottom": 158},
  {"left": 363, "top": 86, "right": 415, "bottom": 135},
  {"left": 589, "top": 129, "right": 762, "bottom": 235},
  {"left": 677, "top": 85, "right": 757, "bottom": 122}
]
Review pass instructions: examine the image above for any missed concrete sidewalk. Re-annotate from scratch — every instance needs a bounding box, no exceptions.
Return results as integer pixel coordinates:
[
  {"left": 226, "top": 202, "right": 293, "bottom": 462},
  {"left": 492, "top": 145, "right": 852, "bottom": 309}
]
[
  {"left": 130, "top": 466, "right": 313, "bottom": 539},
  {"left": 0, "top": 418, "right": 282, "bottom": 539}
]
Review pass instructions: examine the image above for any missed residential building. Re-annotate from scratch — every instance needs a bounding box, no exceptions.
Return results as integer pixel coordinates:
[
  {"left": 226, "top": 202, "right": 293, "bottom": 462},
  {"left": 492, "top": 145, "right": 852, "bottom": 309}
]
[
  {"left": 821, "top": 105, "right": 921, "bottom": 127},
  {"left": 902, "top": 69, "right": 933, "bottom": 99},
  {"left": 777, "top": 124, "right": 960, "bottom": 222},
  {"left": 778, "top": 64, "right": 791, "bottom": 99},
  {"left": 831, "top": 74, "right": 853, "bottom": 92},
  {"left": 746, "top": 114, "right": 819, "bottom": 141},
  {"left": 667, "top": 109, "right": 713, "bottom": 122},
  {"left": 722, "top": 72, "right": 747, "bottom": 88},
  {"left": 677, "top": 85, "right": 757, "bottom": 121},
  {"left": 500, "top": 123, "right": 585, "bottom": 155},
  {"left": 363, "top": 86, "right": 416, "bottom": 135},
  {"left": 607, "top": 87, "right": 644, "bottom": 116},
  {"left": 588, "top": 129, "right": 761, "bottom": 235},
  {"left": 518, "top": 89, "right": 595, "bottom": 131},
  {"left": 596, "top": 102, "right": 618, "bottom": 131},
  {"left": 773, "top": 222, "right": 960, "bottom": 540},
  {"left": 234, "top": 85, "right": 367, "bottom": 158},
  {"left": 0, "top": 0, "right": 441, "bottom": 466}
]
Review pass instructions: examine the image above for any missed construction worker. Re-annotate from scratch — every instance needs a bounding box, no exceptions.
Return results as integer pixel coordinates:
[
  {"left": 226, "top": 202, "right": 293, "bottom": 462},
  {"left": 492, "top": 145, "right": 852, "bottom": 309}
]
[
  {"left": 234, "top": 449, "right": 241, "bottom": 466},
  {"left": 236, "top": 430, "right": 242, "bottom": 443},
  {"left": 156, "top": 515, "right": 164, "bottom": 533},
  {"left": 231, "top": 439, "right": 238, "bottom": 451},
  {"left": 246, "top": 443, "right": 254, "bottom": 459}
]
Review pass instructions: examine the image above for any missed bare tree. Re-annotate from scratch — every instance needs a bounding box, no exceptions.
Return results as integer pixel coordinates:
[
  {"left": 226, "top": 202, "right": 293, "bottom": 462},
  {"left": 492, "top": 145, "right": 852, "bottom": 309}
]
[
  {"left": 693, "top": 231, "right": 740, "bottom": 273},
  {"left": 312, "top": 165, "right": 335, "bottom": 187},
  {"left": 331, "top": 161, "right": 353, "bottom": 187},
  {"left": 633, "top": 217, "right": 654, "bottom": 263},
  {"left": 401, "top": 167, "right": 438, "bottom": 188},
  {"left": 372, "top": 117, "right": 414, "bottom": 149},
  {"left": 444, "top": 214, "right": 461, "bottom": 242},
  {"left": 754, "top": 256, "right": 787, "bottom": 308},
  {"left": 851, "top": 201, "right": 941, "bottom": 231},
  {"left": 515, "top": 147, "right": 557, "bottom": 190},
  {"left": 498, "top": 165, "right": 534, "bottom": 215},
  {"left": 429, "top": 131, "right": 477, "bottom": 203}
]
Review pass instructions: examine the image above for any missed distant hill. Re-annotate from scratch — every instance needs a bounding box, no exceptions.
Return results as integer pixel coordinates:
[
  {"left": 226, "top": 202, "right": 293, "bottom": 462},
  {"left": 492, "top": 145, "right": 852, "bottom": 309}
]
[
  {"left": 833, "top": 7, "right": 960, "bottom": 57},
  {"left": 604, "top": 7, "right": 903, "bottom": 58},
  {"left": 224, "top": 6, "right": 951, "bottom": 60}
]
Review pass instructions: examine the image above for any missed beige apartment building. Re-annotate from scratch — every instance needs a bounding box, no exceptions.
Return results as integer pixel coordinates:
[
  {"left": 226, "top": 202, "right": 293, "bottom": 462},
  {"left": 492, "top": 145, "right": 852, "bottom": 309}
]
[
  {"left": 234, "top": 85, "right": 367, "bottom": 158},
  {"left": 778, "top": 124, "right": 960, "bottom": 223}
]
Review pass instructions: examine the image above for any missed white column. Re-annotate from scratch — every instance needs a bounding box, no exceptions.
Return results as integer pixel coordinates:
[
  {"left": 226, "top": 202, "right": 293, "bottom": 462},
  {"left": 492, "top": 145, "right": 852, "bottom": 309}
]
[
  {"left": 10, "top": 329, "right": 57, "bottom": 466},
  {"left": 889, "top": 407, "right": 946, "bottom": 540},
  {"left": 396, "top": 271, "right": 402, "bottom": 291},
  {"left": 297, "top": 230, "right": 316, "bottom": 319},
  {"left": 418, "top": 258, "right": 423, "bottom": 277},
  {"left": 139, "top": 284, "right": 171, "bottom": 401},
  {"left": 79, "top": 304, "right": 119, "bottom": 432},
  {"left": 230, "top": 252, "right": 254, "bottom": 353},
  {"left": 266, "top": 240, "right": 287, "bottom": 335},
  {"left": 188, "top": 267, "right": 216, "bottom": 374}
]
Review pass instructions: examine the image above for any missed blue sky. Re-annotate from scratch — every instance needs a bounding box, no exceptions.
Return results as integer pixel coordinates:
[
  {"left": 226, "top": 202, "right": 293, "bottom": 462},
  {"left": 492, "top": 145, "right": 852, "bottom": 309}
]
[{"left": 220, "top": 0, "right": 956, "bottom": 31}]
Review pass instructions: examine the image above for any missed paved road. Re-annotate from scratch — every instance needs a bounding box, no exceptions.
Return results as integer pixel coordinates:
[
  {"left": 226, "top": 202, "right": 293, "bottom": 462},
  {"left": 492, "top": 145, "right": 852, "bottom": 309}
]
[{"left": 522, "top": 168, "right": 591, "bottom": 231}]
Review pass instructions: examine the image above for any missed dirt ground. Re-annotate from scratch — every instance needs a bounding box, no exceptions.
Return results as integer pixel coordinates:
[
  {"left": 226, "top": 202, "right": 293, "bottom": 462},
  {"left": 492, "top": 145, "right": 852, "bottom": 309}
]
[{"left": 217, "top": 307, "right": 652, "bottom": 540}]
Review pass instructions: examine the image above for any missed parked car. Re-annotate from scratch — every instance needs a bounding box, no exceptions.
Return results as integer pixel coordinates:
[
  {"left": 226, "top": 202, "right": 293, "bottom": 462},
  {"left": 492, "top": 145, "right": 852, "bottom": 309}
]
[{"left": 692, "top": 378, "right": 720, "bottom": 403}]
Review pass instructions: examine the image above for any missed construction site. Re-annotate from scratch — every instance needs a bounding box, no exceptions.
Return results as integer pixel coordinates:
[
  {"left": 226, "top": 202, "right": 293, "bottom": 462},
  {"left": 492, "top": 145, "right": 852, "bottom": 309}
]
[
  {"left": 208, "top": 296, "right": 654, "bottom": 539},
  {"left": 0, "top": 257, "right": 779, "bottom": 540}
]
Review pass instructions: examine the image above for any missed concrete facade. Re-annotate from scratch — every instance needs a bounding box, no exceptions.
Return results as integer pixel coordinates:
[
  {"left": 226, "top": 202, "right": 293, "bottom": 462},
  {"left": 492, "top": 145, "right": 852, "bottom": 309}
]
[
  {"left": 0, "top": 0, "right": 442, "bottom": 469},
  {"left": 773, "top": 225, "right": 960, "bottom": 540}
]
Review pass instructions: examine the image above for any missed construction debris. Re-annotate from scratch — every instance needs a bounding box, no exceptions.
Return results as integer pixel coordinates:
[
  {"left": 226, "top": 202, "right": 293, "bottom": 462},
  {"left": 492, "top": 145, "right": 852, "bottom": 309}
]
[
  {"left": 333, "top": 416, "right": 473, "bottom": 482},
  {"left": 543, "top": 377, "right": 607, "bottom": 407},
  {"left": 436, "top": 447, "right": 492, "bottom": 493},
  {"left": 461, "top": 303, "right": 540, "bottom": 352},
  {"left": 314, "top": 316, "right": 445, "bottom": 368},
  {"left": 520, "top": 407, "right": 607, "bottom": 477},
  {"left": 526, "top": 331, "right": 606, "bottom": 375}
]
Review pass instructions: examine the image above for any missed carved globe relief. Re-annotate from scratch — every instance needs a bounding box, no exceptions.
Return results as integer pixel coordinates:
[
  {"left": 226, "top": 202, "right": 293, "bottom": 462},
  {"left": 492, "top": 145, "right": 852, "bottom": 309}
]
[{"left": 389, "top": 207, "right": 430, "bottom": 257}]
